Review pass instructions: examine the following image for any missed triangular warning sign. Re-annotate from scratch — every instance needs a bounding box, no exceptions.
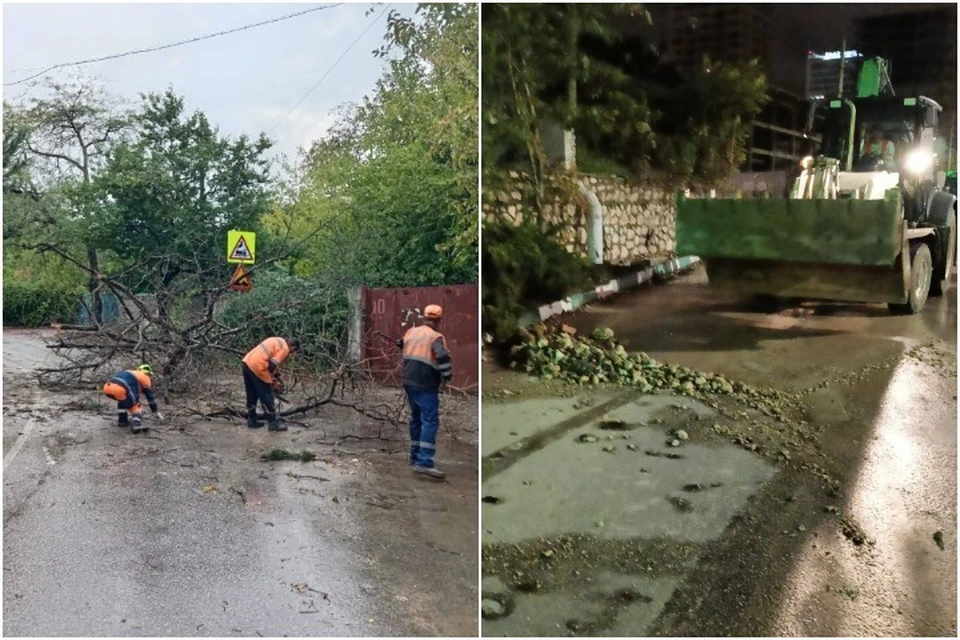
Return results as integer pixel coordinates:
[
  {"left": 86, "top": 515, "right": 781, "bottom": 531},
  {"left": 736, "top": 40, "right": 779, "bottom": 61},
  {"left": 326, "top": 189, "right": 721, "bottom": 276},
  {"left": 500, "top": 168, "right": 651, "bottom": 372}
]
[
  {"left": 229, "top": 264, "right": 253, "bottom": 292},
  {"left": 229, "top": 235, "right": 253, "bottom": 262}
]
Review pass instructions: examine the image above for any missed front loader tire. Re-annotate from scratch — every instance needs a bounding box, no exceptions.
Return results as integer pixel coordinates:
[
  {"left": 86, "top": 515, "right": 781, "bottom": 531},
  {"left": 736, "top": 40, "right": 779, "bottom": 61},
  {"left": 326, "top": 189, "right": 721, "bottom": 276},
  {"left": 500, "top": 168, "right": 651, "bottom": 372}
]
[
  {"left": 930, "top": 210, "right": 956, "bottom": 297},
  {"left": 889, "top": 241, "right": 933, "bottom": 315}
]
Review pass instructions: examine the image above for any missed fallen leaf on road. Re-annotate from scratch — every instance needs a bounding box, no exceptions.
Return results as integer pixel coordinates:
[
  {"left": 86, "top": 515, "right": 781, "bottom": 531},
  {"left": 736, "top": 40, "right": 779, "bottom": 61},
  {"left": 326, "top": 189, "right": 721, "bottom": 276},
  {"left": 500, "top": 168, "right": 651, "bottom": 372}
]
[
  {"left": 934, "top": 530, "right": 945, "bottom": 550},
  {"left": 202, "top": 484, "right": 217, "bottom": 494}
]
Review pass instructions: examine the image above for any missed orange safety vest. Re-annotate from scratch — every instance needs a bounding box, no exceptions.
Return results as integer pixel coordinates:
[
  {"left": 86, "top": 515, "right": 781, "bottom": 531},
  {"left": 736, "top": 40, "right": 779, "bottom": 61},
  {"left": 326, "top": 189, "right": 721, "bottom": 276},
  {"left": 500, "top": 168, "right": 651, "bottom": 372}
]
[
  {"left": 402, "top": 325, "right": 446, "bottom": 369},
  {"left": 130, "top": 369, "right": 153, "bottom": 392},
  {"left": 242, "top": 337, "right": 291, "bottom": 383},
  {"left": 103, "top": 369, "right": 154, "bottom": 409}
]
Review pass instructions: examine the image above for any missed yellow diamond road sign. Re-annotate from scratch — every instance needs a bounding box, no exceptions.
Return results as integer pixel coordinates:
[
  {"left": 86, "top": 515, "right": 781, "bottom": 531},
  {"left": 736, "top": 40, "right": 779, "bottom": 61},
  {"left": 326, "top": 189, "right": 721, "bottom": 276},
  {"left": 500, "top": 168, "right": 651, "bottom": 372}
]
[{"left": 227, "top": 230, "right": 256, "bottom": 264}]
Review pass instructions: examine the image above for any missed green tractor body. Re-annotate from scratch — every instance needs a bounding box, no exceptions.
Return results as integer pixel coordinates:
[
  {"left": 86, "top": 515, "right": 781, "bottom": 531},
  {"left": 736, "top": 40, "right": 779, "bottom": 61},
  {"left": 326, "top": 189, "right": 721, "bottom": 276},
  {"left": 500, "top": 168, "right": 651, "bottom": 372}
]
[{"left": 676, "top": 58, "right": 957, "bottom": 314}]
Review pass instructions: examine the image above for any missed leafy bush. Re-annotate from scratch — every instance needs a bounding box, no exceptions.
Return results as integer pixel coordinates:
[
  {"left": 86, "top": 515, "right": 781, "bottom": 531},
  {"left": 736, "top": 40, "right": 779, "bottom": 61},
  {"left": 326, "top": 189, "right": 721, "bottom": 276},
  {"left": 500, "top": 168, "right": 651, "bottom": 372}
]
[
  {"left": 577, "top": 144, "right": 633, "bottom": 178},
  {"left": 217, "top": 269, "right": 349, "bottom": 363},
  {"left": 3, "top": 283, "right": 81, "bottom": 327},
  {"left": 482, "top": 219, "right": 593, "bottom": 343}
]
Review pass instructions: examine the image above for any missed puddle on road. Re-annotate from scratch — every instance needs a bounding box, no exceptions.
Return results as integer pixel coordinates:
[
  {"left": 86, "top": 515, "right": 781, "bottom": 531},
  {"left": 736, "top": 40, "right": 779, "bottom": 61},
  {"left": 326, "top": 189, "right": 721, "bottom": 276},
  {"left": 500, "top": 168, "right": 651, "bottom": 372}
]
[
  {"left": 481, "top": 395, "right": 615, "bottom": 457},
  {"left": 481, "top": 395, "right": 778, "bottom": 636},
  {"left": 482, "top": 398, "right": 777, "bottom": 546}
]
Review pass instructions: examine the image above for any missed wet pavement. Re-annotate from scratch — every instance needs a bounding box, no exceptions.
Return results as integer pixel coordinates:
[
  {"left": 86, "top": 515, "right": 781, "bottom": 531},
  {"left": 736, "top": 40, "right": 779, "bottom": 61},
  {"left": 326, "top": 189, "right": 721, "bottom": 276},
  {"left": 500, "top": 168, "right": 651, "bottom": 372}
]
[
  {"left": 481, "top": 267, "right": 956, "bottom": 636},
  {"left": 4, "top": 330, "right": 478, "bottom": 637}
]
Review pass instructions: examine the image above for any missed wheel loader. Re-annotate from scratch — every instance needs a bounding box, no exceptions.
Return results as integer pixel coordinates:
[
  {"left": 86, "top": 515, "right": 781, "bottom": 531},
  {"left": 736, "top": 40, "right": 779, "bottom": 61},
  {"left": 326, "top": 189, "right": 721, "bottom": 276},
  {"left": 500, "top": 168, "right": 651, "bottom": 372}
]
[{"left": 676, "top": 57, "right": 957, "bottom": 314}]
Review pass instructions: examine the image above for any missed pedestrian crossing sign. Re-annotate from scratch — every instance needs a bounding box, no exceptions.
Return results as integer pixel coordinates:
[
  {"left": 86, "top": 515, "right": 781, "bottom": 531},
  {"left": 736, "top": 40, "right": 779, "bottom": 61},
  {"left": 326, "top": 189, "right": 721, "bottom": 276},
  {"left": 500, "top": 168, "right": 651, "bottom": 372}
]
[{"left": 227, "top": 230, "right": 256, "bottom": 264}]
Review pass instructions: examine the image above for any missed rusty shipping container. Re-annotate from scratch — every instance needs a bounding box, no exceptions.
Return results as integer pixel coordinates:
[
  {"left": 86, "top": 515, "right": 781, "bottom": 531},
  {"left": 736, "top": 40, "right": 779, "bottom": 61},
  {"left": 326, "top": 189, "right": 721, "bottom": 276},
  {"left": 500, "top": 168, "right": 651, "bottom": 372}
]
[{"left": 360, "top": 284, "right": 479, "bottom": 391}]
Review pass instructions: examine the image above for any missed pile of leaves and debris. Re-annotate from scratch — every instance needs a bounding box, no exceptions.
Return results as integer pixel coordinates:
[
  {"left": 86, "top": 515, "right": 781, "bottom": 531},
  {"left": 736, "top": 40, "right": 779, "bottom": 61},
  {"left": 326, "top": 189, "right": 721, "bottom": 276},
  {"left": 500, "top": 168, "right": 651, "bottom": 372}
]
[
  {"left": 260, "top": 448, "right": 317, "bottom": 463},
  {"left": 511, "top": 324, "right": 798, "bottom": 418}
]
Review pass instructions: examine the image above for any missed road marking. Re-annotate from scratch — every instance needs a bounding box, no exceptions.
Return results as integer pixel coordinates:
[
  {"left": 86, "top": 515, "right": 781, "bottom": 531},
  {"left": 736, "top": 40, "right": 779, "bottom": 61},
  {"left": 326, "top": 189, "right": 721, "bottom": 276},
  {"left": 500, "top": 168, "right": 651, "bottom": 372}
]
[
  {"left": 42, "top": 445, "right": 57, "bottom": 466},
  {"left": 3, "top": 421, "right": 36, "bottom": 471}
]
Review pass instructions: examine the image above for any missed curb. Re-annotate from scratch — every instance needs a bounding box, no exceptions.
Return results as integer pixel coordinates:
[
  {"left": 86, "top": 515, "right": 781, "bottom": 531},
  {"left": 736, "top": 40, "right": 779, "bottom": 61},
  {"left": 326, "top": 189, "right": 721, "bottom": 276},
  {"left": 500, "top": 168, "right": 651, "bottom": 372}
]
[{"left": 519, "top": 256, "right": 701, "bottom": 326}]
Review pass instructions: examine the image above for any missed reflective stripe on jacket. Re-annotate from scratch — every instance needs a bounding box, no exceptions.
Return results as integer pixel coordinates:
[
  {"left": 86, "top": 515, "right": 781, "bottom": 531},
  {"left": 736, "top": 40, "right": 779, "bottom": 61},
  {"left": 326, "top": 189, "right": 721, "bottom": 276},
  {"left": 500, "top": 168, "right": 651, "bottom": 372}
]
[
  {"left": 242, "top": 337, "right": 291, "bottom": 384},
  {"left": 401, "top": 325, "right": 452, "bottom": 392}
]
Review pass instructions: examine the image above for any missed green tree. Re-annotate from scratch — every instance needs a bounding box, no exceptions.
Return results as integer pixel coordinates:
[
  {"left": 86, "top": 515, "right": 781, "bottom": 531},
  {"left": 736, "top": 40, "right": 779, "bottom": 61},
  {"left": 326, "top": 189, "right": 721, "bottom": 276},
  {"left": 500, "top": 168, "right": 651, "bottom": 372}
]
[
  {"left": 3, "top": 102, "right": 33, "bottom": 195},
  {"left": 266, "top": 3, "right": 478, "bottom": 287},
  {"left": 482, "top": 4, "right": 768, "bottom": 190},
  {"left": 481, "top": 4, "right": 650, "bottom": 195},
  {"left": 3, "top": 100, "right": 88, "bottom": 291},
  {"left": 9, "top": 79, "right": 132, "bottom": 322},
  {"left": 90, "top": 89, "right": 273, "bottom": 316},
  {"left": 378, "top": 3, "right": 478, "bottom": 266},
  {"left": 653, "top": 57, "right": 768, "bottom": 183}
]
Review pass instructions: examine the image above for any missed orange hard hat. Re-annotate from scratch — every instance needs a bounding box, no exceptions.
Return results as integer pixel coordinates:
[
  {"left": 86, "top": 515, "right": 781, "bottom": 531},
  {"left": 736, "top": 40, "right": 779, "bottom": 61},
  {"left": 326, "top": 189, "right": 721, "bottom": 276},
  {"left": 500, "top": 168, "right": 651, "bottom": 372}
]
[{"left": 424, "top": 304, "right": 443, "bottom": 319}]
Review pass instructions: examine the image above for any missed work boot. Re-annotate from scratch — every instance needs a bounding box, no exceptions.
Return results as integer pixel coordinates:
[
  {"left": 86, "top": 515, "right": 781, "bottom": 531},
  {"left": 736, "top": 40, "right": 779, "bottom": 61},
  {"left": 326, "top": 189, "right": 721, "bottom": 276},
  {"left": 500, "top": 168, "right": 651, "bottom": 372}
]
[
  {"left": 267, "top": 419, "right": 287, "bottom": 432},
  {"left": 246, "top": 409, "right": 264, "bottom": 429},
  {"left": 117, "top": 412, "right": 129, "bottom": 427},
  {"left": 130, "top": 415, "right": 147, "bottom": 434},
  {"left": 413, "top": 465, "right": 446, "bottom": 480}
]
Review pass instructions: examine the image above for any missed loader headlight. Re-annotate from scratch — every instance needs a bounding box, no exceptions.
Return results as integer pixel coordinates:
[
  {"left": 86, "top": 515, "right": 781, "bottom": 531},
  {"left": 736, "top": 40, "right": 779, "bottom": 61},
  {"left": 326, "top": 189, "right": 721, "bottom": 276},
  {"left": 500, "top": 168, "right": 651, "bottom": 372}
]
[
  {"left": 904, "top": 150, "right": 934, "bottom": 175},
  {"left": 800, "top": 155, "right": 814, "bottom": 170}
]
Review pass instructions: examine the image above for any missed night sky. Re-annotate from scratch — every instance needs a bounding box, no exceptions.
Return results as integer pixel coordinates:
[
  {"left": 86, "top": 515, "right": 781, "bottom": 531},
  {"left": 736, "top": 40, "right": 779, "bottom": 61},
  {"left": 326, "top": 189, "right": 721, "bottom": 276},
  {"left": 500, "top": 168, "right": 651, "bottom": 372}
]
[{"left": 636, "top": 3, "right": 954, "bottom": 95}]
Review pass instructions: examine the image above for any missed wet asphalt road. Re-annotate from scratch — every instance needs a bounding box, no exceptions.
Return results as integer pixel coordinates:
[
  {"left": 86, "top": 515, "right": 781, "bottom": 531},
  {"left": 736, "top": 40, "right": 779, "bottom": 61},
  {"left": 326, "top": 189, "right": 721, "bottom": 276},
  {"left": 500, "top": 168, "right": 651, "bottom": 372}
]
[
  {"left": 560, "top": 267, "right": 957, "bottom": 636},
  {"left": 3, "top": 330, "right": 479, "bottom": 637},
  {"left": 4, "top": 412, "right": 381, "bottom": 635}
]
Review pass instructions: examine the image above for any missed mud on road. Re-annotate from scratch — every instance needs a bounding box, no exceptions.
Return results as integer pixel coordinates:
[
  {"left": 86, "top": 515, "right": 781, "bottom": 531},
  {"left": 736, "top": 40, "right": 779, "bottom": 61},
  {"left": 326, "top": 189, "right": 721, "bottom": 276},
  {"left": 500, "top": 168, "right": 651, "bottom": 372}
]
[
  {"left": 481, "top": 269, "right": 957, "bottom": 637},
  {"left": 3, "top": 329, "right": 478, "bottom": 637}
]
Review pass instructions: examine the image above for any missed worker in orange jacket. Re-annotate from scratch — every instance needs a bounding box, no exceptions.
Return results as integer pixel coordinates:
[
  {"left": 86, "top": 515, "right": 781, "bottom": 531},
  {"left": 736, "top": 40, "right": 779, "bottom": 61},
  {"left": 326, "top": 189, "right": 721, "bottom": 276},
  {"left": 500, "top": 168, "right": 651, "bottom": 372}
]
[
  {"left": 103, "top": 364, "right": 164, "bottom": 433},
  {"left": 397, "top": 304, "right": 453, "bottom": 480},
  {"left": 242, "top": 336, "right": 300, "bottom": 431}
]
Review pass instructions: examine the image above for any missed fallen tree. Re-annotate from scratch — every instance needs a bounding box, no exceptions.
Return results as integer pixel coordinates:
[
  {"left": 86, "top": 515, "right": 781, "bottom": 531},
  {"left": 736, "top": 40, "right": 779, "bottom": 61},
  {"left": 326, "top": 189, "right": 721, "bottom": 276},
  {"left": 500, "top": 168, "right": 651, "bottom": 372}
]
[{"left": 27, "top": 235, "right": 411, "bottom": 432}]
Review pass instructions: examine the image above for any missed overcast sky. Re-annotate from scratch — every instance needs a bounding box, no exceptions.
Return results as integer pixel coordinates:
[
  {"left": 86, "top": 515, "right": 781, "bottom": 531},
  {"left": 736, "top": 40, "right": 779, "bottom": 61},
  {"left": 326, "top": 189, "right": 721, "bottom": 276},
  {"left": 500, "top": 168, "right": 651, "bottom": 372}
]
[{"left": 3, "top": 2, "right": 415, "bottom": 162}]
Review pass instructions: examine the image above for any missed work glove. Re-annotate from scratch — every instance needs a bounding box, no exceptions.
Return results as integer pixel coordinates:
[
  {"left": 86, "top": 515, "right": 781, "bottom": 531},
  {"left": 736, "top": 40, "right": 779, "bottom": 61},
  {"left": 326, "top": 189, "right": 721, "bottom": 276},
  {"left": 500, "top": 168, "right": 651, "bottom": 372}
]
[{"left": 272, "top": 379, "right": 285, "bottom": 395}]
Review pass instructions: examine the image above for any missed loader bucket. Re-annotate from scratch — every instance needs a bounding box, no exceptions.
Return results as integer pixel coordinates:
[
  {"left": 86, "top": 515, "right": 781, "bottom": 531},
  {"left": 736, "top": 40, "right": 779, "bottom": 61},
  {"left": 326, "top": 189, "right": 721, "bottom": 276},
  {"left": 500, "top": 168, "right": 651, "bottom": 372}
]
[{"left": 676, "top": 195, "right": 909, "bottom": 304}]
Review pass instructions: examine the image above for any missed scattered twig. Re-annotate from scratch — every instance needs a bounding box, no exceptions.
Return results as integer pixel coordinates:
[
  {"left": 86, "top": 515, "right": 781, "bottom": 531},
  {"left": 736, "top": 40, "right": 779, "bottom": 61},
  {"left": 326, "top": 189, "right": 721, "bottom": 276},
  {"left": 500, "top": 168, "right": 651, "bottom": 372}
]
[{"left": 286, "top": 472, "right": 329, "bottom": 482}]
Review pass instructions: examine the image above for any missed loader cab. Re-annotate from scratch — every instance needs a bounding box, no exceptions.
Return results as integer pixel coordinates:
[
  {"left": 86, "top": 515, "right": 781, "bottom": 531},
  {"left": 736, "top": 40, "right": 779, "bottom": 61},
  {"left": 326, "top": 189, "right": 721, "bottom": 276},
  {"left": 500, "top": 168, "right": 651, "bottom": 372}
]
[{"left": 816, "top": 96, "right": 942, "bottom": 177}]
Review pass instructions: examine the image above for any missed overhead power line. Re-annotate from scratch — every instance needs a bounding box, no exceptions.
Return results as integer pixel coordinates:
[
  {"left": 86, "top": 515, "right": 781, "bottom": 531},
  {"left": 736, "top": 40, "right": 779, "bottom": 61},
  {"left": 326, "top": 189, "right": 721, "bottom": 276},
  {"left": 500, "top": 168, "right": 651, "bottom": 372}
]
[
  {"left": 4, "top": 4, "right": 344, "bottom": 87},
  {"left": 267, "top": 3, "right": 392, "bottom": 136}
]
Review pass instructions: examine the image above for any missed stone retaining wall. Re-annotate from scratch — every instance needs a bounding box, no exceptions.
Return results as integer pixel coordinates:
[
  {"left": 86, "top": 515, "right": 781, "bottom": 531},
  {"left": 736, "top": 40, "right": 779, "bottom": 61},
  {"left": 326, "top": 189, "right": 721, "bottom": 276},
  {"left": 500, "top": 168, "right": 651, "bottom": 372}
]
[{"left": 483, "top": 174, "right": 678, "bottom": 266}]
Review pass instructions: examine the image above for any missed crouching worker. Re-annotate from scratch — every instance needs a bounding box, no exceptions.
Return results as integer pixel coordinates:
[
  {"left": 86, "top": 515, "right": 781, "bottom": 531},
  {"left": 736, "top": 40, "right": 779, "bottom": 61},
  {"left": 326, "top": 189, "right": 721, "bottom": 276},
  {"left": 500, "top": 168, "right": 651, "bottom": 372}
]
[
  {"left": 397, "top": 304, "right": 452, "bottom": 480},
  {"left": 103, "top": 364, "right": 163, "bottom": 434},
  {"left": 241, "top": 336, "right": 300, "bottom": 432}
]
